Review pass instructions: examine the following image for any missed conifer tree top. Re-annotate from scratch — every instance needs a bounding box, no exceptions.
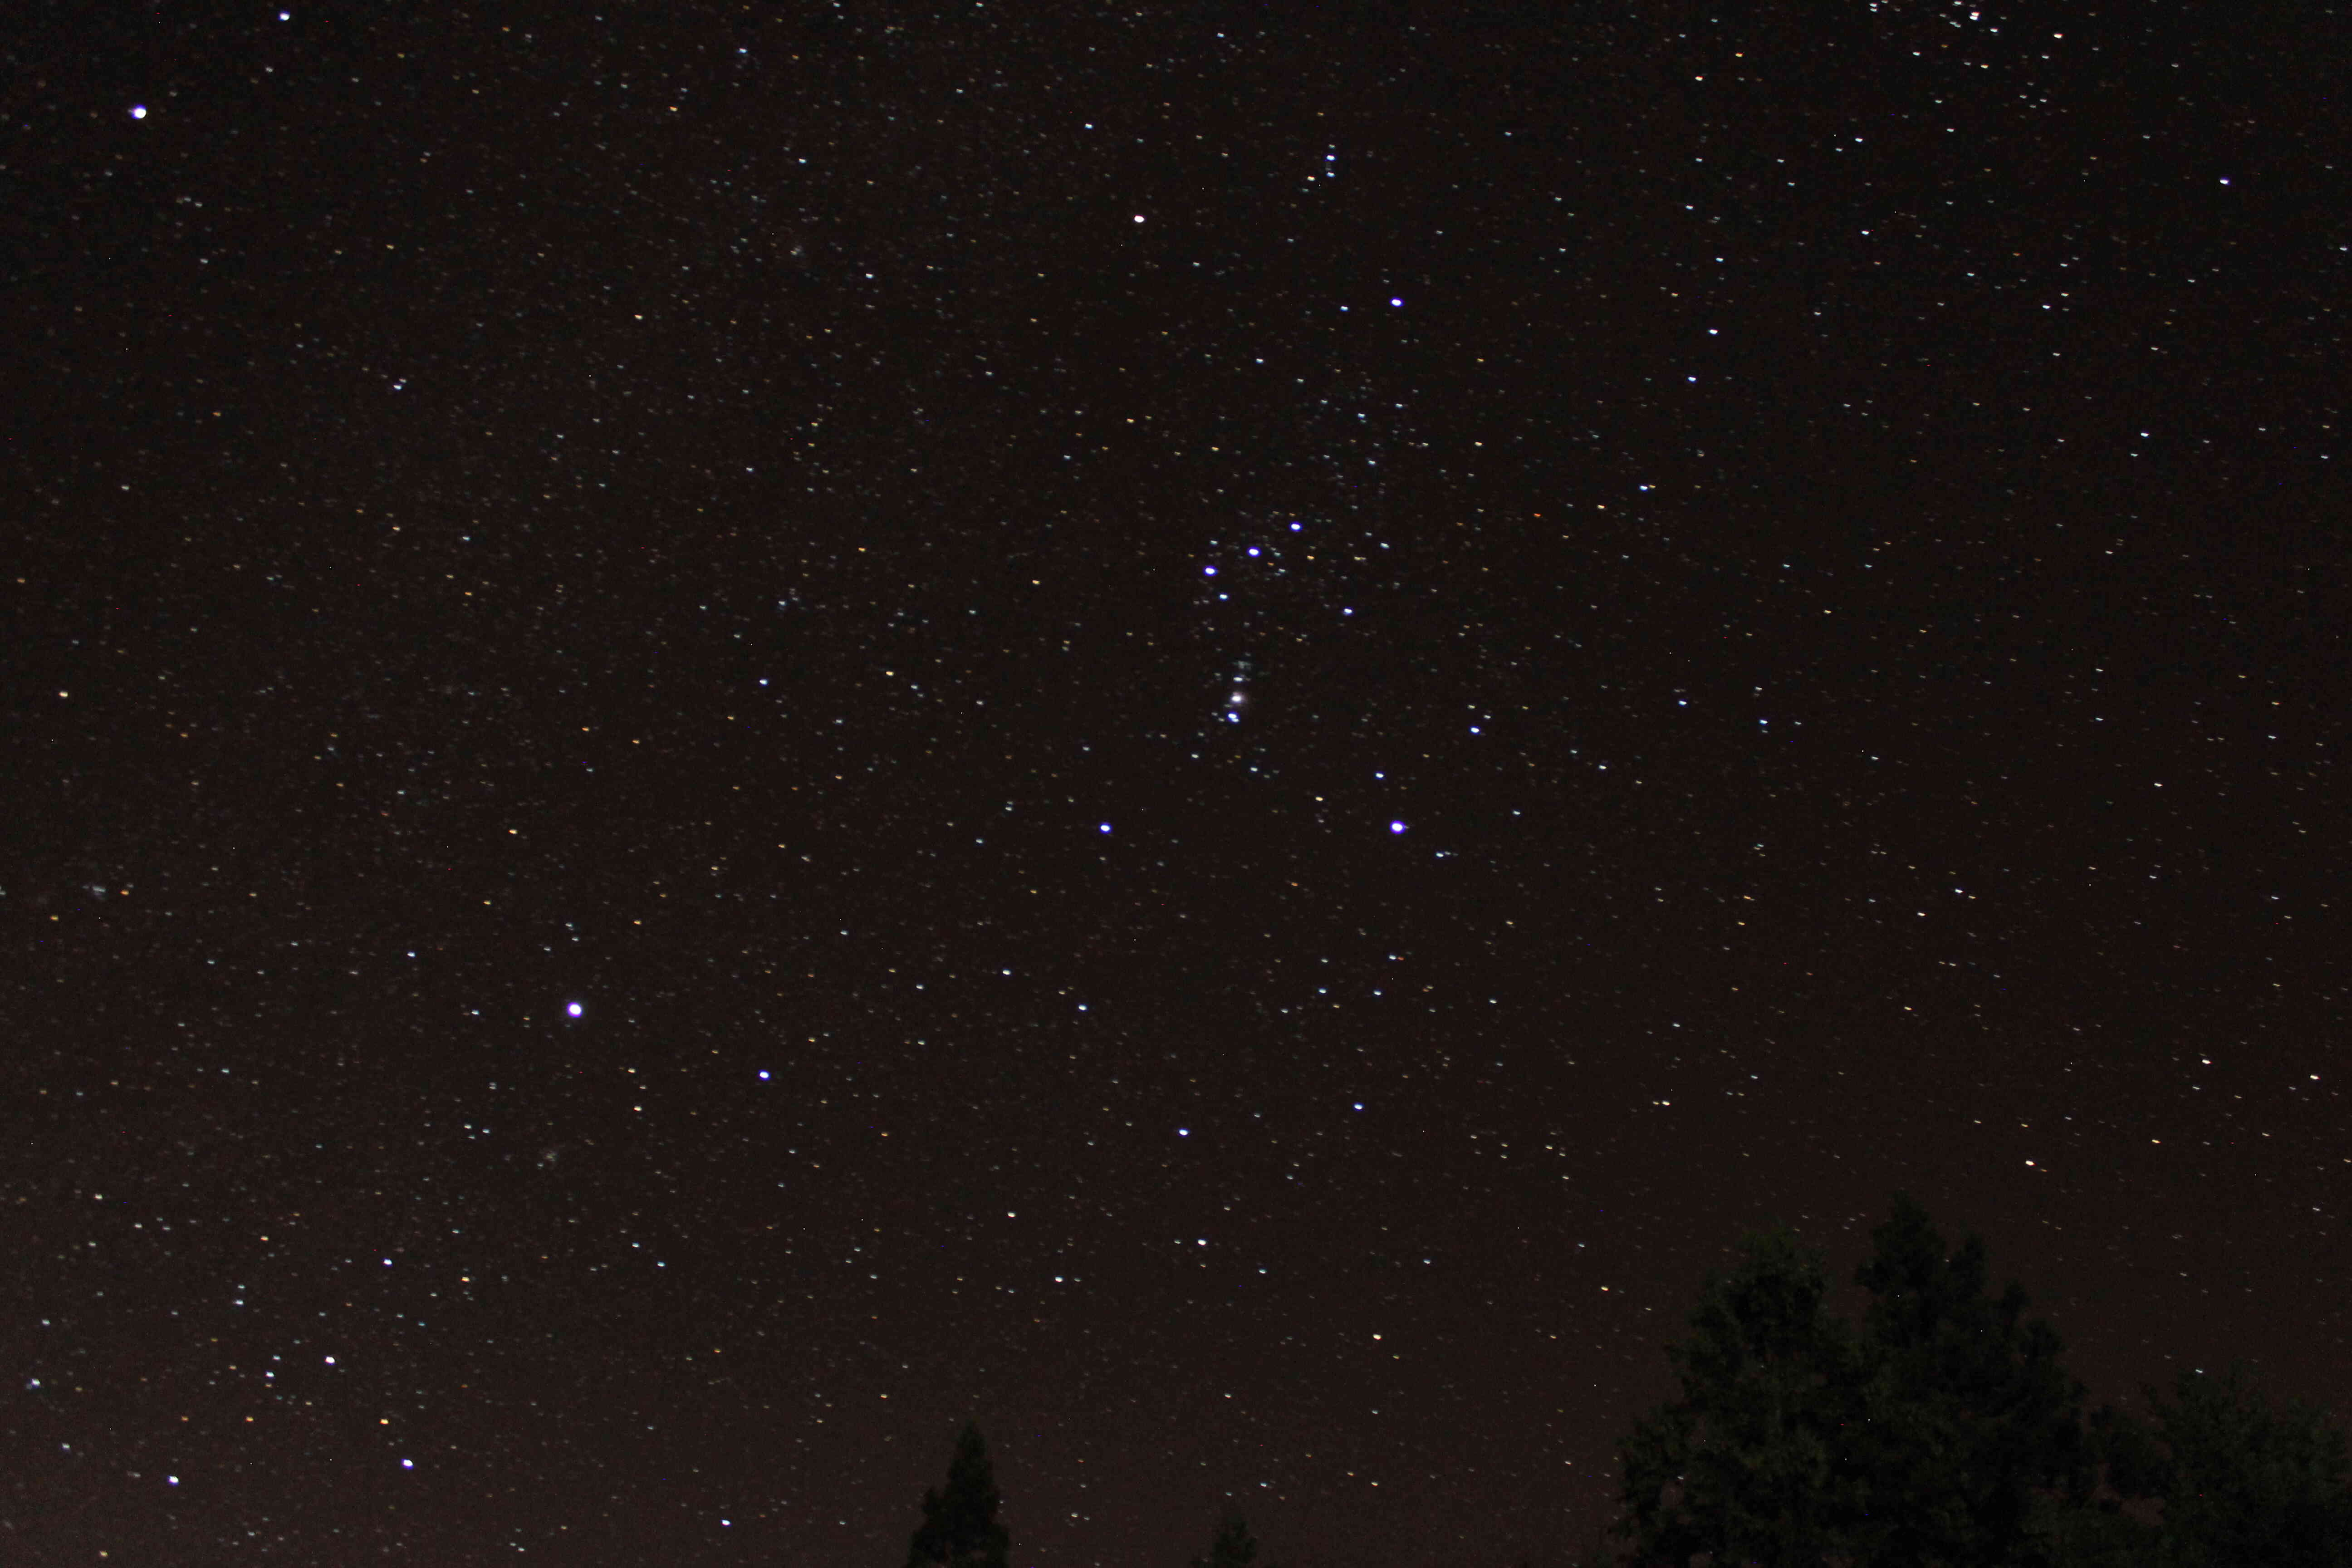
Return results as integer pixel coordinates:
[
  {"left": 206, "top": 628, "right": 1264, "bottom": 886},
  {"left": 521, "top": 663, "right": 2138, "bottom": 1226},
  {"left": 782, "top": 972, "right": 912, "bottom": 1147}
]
[{"left": 905, "top": 1422, "right": 1009, "bottom": 1568}]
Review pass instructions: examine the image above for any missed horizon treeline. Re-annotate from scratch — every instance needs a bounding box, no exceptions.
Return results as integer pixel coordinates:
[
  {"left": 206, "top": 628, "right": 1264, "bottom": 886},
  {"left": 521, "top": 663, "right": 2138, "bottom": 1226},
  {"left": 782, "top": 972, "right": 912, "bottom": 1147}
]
[{"left": 899, "top": 1194, "right": 2352, "bottom": 1568}]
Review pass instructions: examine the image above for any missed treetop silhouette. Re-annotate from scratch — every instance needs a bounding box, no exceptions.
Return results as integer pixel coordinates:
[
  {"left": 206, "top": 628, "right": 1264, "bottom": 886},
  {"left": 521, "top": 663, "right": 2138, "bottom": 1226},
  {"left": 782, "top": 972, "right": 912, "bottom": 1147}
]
[{"left": 906, "top": 1421, "right": 1010, "bottom": 1568}]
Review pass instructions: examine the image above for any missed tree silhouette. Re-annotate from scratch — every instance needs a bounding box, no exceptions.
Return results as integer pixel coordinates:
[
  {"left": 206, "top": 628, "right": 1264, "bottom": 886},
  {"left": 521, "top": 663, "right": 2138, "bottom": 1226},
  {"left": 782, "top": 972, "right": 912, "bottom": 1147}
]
[
  {"left": 1842, "top": 1192, "right": 2093, "bottom": 1567},
  {"left": 1612, "top": 1193, "right": 2096, "bottom": 1567},
  {"left": 1613, "top": 1221, "right": 1868, "bottom": 1566},
  {"left": 2098, "top": 1362, "right": 2352, "bottom": 1567},
  {"left": 905, "top": 1422, "right": 1010, "bottom": 1568},
  {"left": 1189, "top": 1514, "right": 1259, "bottom": 1568}
]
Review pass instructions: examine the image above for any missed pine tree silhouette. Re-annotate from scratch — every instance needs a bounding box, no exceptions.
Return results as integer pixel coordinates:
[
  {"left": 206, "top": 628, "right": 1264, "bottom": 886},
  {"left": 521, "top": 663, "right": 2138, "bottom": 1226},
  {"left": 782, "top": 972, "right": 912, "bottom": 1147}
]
[
  {"left": 905, "top": 1422, "right": 1010, "bottom": 1568},
  {"left": 1189, "top": 1515, "right": 1258, "bottom": 1568}
]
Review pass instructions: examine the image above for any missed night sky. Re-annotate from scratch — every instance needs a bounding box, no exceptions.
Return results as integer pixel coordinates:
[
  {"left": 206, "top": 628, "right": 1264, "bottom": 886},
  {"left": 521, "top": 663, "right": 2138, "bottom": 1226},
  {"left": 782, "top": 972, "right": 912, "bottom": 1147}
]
[{"left": 6, "top": 1, "right": 2347, "bottom": 1564}]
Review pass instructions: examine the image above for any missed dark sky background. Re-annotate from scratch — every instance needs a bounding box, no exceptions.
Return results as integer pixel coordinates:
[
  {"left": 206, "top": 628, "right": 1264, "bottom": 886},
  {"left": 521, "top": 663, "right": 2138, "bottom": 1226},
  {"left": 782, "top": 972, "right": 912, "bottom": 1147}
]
[{"left": 5, "top": 1, "right": 2347, "bottom": 1563}]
